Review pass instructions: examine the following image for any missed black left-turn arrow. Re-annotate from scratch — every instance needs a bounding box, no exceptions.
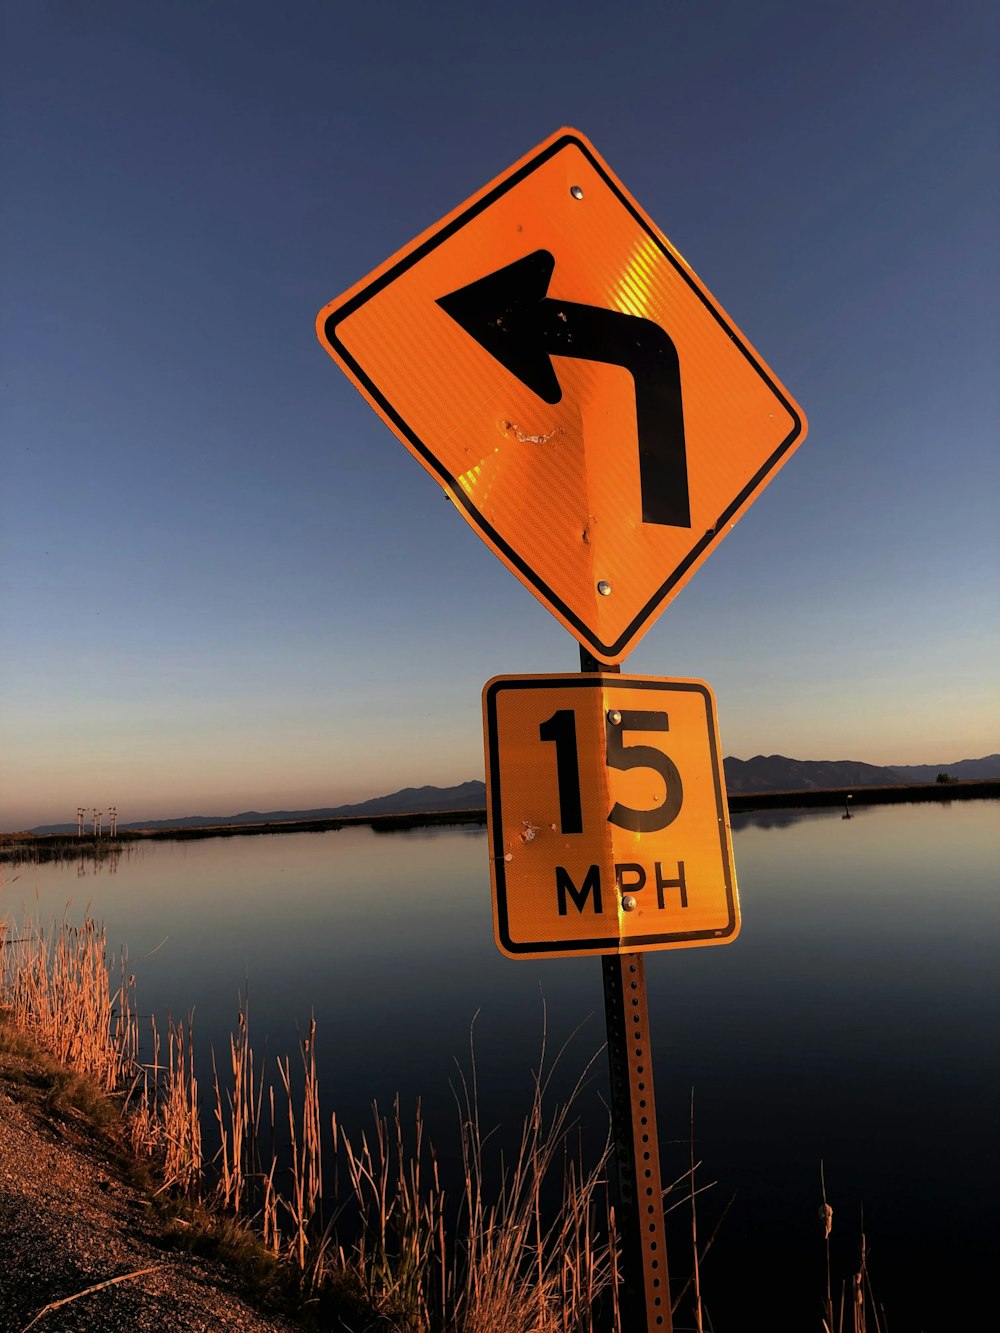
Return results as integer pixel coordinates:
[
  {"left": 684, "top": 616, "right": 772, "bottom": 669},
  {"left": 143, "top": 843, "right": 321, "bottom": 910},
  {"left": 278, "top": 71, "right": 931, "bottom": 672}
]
[{"left": 437, "top": 249, "right": 691, "bottom": 529}]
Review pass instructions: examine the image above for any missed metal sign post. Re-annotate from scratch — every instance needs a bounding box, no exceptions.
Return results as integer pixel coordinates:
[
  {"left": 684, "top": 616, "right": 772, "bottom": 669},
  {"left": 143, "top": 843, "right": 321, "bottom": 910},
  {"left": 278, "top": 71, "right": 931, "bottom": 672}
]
[
  {"left": 604, "top": 951, "right": 671, "bottom": 1330},
  {"left": 580, "top": 647, "right": 671, "bottom": 1331}
]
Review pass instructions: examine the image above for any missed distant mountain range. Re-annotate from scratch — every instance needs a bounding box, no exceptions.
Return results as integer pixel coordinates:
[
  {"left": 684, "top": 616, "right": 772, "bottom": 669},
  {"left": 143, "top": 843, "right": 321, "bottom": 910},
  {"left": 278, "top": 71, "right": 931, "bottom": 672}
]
[
  {"left": 29, "top": 781, "right": 489, "bottom": 835},
  {"left": 882, "top": 756, "right": 1000, "bottom": 783},
  {"left": 727, "top": 753, "right": 1000, "bottom": 790},
  {"left": 24, "top": 757, "right": 1000, "bottom": 836}
]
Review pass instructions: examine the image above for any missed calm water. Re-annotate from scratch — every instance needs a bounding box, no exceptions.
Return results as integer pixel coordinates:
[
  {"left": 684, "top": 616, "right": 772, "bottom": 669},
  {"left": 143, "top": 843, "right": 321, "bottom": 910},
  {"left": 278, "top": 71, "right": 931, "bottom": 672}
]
[{"left": 4, "top": 799, "right": 997, "bottom": 1329}]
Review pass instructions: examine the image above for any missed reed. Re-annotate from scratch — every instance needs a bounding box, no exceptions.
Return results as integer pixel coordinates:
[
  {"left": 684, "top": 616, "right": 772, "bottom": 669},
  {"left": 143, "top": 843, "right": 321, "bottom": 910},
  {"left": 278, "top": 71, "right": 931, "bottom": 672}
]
[
  {"left": 212, "top": 998, "right": 257, "bottom": 1216},
  {"left": 447, "top": 1024, "right": 617, "bottom": 1333},
  {"left": 334, "top": 1096, "right": 445, "bottom": 1326},
  {"left": 0, "top": 909, "right": 135, "bottom": 1092},
  {"left": 0, "top": 904, "right": 887, "bottom": 1329},
  {"left": 276, "top": 1017, "right": 326, "bottom": 1282},
  {"left": 160, "top": 1014, "right": 203, "bottom": 1194},
  {"left": 820, "top": 1187, "right": 886, "bottom": 1333}
]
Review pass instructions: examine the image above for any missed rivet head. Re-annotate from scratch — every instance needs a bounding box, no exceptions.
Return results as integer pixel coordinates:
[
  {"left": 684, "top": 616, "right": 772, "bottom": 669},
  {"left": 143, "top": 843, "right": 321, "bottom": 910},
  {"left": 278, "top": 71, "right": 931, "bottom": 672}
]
[
  {"left": 607, "top": 709, "right": 622, "bottom": 726},
  {"left": 622, "top": 894, "right": 638, "bottom": 912},
  {"left": 597, "top": 580, "right": 612, "bottom": 596},
  {"left": 570, "top": 185, "right": 584, "bottom": 200}
]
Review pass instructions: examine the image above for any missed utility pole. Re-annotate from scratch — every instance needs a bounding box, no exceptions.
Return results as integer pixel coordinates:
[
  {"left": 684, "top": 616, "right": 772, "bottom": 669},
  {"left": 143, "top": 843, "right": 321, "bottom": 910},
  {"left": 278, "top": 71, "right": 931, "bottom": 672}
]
[
  {"left": 93, "top": 808, "right": 102, "bottom": 838},
  {"left": 77, "top": 807, "right": 85, "bottom": 837},
  {"left": 109, "top": 806, "right": 118, "bottom": 838}
]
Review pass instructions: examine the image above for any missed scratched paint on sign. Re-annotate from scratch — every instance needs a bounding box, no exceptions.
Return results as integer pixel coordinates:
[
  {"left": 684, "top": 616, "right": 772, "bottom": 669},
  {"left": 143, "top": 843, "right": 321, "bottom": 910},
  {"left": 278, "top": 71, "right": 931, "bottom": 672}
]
[
  {"left": 483, "top": 673, "right": 739, "bottom": 959},
  {"left": 317, "top": 129, "right": 806, "bottom": 662}
]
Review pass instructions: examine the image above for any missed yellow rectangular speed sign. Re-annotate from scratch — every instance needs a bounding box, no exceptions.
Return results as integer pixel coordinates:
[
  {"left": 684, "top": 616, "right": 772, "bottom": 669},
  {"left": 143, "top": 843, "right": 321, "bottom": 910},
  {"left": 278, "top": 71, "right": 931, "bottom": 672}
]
[{"left": 483, "top": 674, "right": 739, "bottom": 959}]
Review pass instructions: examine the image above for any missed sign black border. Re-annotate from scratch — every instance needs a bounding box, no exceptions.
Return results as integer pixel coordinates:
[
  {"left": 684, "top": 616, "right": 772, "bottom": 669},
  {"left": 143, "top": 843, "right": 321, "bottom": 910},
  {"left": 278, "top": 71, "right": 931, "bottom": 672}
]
[
  {"left": 323, "top": 132, "right": 805, "bottom": 661},
  {"left": 484, "top": 674, "right": 738, "bottom": 956}
]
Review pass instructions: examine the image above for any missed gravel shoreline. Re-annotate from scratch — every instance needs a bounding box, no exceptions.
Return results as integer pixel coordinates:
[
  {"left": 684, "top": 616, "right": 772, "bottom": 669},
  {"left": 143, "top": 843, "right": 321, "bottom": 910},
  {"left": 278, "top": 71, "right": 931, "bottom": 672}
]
[{"left": 0, "top": 1025, "right": 302, "bottom": 1333}]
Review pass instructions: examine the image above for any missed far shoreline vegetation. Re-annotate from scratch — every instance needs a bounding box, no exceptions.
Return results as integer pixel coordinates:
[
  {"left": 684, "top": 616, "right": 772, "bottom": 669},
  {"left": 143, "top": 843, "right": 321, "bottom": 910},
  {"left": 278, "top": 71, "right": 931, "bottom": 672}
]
[{"left": 2, "top": 779, "right": 997, "bottom": 867}]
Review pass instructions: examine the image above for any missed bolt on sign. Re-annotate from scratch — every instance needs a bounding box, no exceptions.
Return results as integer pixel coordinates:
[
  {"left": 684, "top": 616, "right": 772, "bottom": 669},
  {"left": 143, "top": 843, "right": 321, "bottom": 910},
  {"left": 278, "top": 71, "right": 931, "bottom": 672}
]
[
  {"left": 316, "top": 127, "right": 807, "bottom": 663},
  {"left": 483, "top": 674, "right": 738, "bottom": 959}
]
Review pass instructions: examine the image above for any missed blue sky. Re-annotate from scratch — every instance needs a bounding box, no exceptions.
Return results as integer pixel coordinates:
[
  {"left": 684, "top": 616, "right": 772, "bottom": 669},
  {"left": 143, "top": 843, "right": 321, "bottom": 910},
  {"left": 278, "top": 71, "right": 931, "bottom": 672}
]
[{"left": 2, "top": 0, "right": 997, "bottom": 829}]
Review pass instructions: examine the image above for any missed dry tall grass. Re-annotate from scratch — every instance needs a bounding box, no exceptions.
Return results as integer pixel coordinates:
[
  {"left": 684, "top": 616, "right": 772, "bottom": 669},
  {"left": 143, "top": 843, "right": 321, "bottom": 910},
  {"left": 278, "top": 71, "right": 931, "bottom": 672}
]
[
  {"left": 820, "top": 1183, "right": 886, "bottom": 1333},
  {"left": 0, "top": 907, "right": 620, "bottom": 1330},
  {"left": 277, "top": 1017, "right": 327, "bottom": 1282},
  {"left": 0, "top": 905, "right": 888, "bottom": 1330},
  {"left": 331, "top": 1032, "right": 617, "bottom": 1333},
  {"left": 335, "top": 1097, "right": 446, "bottom": 1326},
  {"left": 0, "top": 909, "right": 135, "bottom": 1092},
  {"left": 447, "top": 1028, "right": 616, "bottom": 1333},
  {"left": 161, "top": 1015, "right": 203, "bottom": 1194},
  {"left": 212, "top": 999, "right": 257, "bottom": 1216}
]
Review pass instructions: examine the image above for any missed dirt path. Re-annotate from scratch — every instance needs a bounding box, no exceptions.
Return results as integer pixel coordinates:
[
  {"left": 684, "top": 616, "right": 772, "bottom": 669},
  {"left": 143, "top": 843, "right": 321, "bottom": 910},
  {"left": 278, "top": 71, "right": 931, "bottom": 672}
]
[{"left": 0, "top": 1032, "right": 303, "bottom": 1333}]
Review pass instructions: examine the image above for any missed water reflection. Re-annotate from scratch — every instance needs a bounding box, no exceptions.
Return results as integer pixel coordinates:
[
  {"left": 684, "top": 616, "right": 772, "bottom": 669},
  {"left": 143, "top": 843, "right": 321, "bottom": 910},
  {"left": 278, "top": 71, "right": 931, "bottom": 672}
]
[{"left": 2, "top": 800, "right": 997, "bottom": 1329}]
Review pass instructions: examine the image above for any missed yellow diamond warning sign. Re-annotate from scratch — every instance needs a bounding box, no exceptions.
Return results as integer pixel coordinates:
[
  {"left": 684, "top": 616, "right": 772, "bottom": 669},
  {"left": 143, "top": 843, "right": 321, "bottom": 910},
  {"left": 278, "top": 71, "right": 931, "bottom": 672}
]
[
  {"left": 483, "top": 674, "right": 739, "bottom": 959},
  {"left": 317, "top": 127, "right": 806, "bottom": 663}
]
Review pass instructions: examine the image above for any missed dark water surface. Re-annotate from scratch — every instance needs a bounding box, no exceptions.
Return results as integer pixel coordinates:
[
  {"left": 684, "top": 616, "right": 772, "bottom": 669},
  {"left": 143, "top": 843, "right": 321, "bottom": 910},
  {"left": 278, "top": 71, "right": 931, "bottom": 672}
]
[{"left": 4, "top": 799, "right": 997, "bottom": 1330}]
